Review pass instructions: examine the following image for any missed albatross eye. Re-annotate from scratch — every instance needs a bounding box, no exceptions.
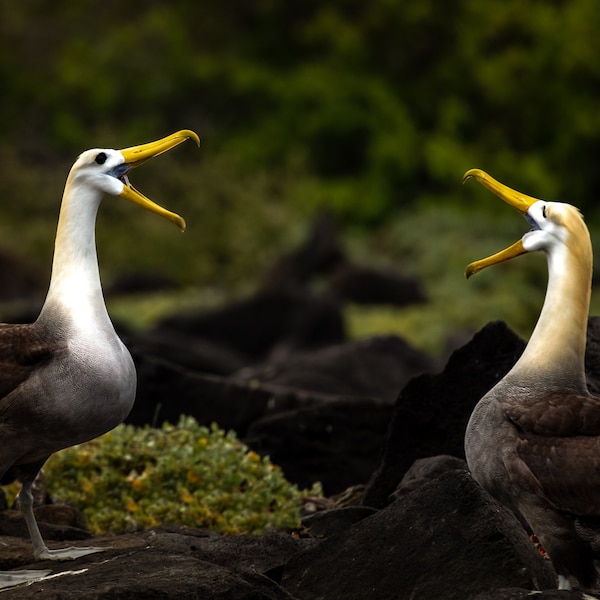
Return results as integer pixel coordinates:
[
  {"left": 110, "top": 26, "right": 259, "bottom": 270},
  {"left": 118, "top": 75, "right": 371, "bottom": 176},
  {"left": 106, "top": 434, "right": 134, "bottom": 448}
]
[
  {"left": 95, "top": 152, "right": 107, "bottom": 165},
  {"left": 542, "top": 205, "right": 547, "bottom": 218}
]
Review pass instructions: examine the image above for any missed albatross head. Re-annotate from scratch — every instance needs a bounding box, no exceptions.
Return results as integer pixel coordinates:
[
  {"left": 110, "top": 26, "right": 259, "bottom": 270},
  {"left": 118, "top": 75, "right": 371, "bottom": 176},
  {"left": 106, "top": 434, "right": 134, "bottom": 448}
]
[
  {"left": 68, "top": 130, "right": 200, "bottom": 232},
  {"left": 463, "top": 168, "right": 591, "bottom": 278}
]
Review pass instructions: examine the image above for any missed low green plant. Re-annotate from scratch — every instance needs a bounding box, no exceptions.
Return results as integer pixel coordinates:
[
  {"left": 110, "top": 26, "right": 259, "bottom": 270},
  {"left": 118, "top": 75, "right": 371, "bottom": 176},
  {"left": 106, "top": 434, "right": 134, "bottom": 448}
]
[{"left": 36, "top": 417, "right": 320, "bottom": 535}]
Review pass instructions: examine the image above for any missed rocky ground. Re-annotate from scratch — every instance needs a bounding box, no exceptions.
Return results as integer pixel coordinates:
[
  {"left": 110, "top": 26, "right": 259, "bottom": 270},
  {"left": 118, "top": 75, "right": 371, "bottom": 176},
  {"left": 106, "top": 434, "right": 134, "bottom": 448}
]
[{"left": 0, "top": 220, "right": 599, "bottom": 598}]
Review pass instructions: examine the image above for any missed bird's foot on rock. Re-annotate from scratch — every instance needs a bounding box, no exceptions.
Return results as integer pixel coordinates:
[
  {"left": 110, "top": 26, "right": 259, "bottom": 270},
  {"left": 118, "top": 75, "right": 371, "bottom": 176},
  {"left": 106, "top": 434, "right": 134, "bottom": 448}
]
[
  {"left": 38, "top": 545, "right": 108, "bottom": 560},
  {"left": 0, "top": 569, "right": 52, "bottom": 589}
]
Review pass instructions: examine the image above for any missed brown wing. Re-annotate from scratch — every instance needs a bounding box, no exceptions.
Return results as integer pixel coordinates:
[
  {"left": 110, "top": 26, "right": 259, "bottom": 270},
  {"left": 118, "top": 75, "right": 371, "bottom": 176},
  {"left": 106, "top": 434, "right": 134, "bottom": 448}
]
[
  {"left": 515, "top": 433, "right": 600, "bottom": 515},
  {"left": 0, "top": 323, "right": 57, "bottom": 407},
  {"left": 505, "top": 391, "right": 600, "bottom": 437},
  {"left": 505, "top": 392, "right": 600, "bottom": 515}
]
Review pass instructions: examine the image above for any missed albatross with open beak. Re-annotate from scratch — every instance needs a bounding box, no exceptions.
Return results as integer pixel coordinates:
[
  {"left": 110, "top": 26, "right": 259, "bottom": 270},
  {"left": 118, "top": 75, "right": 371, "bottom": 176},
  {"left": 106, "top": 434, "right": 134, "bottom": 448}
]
[
  {"left": 463, "top": 169, "right": 600, "bottom": 590},
  {"left": 0, "top": 130, "right": 199, "bottom": 587}
]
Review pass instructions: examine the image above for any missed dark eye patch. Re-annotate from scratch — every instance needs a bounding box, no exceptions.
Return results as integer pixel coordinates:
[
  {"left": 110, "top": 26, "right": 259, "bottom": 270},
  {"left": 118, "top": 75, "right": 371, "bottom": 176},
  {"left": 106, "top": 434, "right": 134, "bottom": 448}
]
[
  {"left": 542, "top": 205, "right": 547, "bottom": 218},
  {"left": 95, "top": 152, "right": 107, "bottom": 165}
]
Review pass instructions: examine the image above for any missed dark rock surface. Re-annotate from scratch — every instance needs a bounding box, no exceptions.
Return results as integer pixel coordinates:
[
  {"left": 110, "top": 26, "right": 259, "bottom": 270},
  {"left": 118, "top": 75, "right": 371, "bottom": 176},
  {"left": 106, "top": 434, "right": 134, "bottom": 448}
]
[
  {"left": 126, "top": 328, "right": 247, "bottom": 376},
  {"left": 473, "top": 590, "right": 592, "bottom": 599},
  {"left": 257, "top": 213, "right": 425, "bottom": 310},
  {"left": 585, "top": 316, "right": 600, "bottom": 394},
  {"left": 233, "top": 335, "right": 434, "bottom": 403},
  {"left": 258, "top": 213, "right": 344, "bottom": 292},
  {"left": 245, "top": 397, "right": 394, "bottom": 494},
  {"left": 390, "top": 454, "right": 467, "bottom": 499},
  {"left": 283, "top": 470, "right": 557, "bottom": 600},
  {"left": 362, "top": 320, "right": 526, "bottom": 508},
  {"left": 0, "top": 527, "right": 309, "bottom": 599},
  {"left": 126, "top": 332, "right": 434, "bottom": 494},
  {"left": 156, "top": 289, "right": 346, "bottom": 361},
  {"left": 126, "top": 355, "right": 274, "bottom": 435},
  {"left": 300, "top": 505, "right": 377, "bottom": 538},
  {"left": 328, "top": 264, "right": 426, "bottom": 306},
  {"left": 0, "top": 471, "right": 567, "bottom": 599}
]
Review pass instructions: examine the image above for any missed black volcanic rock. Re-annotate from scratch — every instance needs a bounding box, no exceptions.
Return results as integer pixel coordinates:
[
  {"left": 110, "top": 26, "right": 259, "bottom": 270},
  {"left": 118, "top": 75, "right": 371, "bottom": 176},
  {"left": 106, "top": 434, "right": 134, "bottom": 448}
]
[
  {"left": 259, "top": 213, "right": 344, "bottom": 291},
  {"left": 234, "top": 335, "right": 435, "bottom": 404},
  {"left": 0, "top": 526, "right": 307, "bottom": 599},
  {"left": 329, "top": 264, "right": 426, "bottom": 306},
  {"left": 157, "top": 289, "right": 346, "bottom": 361},
  {"left": 126, "top": 355, "right": 275, "bottom": 435},
  {"left": 125, "top": 328, "right": 246, "bottom": 376},
  {"left": 282, "top": 470, "right": 557, "bottom": 600},
  {"left": 244, "top": 397, "right": 394, "bottom": 495},
  {"left": 585, "top": 316, "right": 600, "bottom": 394},
  {"left": 362, "top": 321, "right": 526, "bottom": 508},
  {"left": 391, "top": 454, "right": 467, "bottom": 499},
  {"left": 473, "top": 589, "right": 589, "bottom": 599},
  {"left": 300, "top": 506, "right": 377, "bottom": 538}
]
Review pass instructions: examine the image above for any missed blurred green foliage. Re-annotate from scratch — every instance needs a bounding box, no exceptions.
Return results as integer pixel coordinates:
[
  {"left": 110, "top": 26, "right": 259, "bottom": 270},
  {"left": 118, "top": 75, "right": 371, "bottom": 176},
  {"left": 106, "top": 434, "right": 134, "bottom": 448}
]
[
  {"left": 2, "top": 1, "right": 600, "bottom": 351},
  {"left": 345, "top": 203, "right": 550, "bottom": 354},
  {"left": 4, "top": 0, "right": 600, "bottom": 210},
  {"left": 9, "top": 417, "right": 320, "bottom": 535}
]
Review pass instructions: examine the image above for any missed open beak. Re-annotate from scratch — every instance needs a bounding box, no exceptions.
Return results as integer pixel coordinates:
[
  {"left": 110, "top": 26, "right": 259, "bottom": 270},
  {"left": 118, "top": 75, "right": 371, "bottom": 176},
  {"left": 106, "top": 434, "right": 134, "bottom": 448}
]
[
  {"left": 463, "top": 169, "right": 538, "bottom": 278},
  {"left": 119, "top": 130, "right": 200, "bottom": 232}
]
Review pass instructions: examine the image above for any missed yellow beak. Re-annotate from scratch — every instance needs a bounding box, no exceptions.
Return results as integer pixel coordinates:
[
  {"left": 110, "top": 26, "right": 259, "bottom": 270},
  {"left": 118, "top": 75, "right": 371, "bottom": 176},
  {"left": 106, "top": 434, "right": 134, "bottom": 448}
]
[
  {"left": 463, "top": 169, "right": 538, "bottom": 279},
  {"left": 119, "top": 130, "right": 200, "bottom": 232}
]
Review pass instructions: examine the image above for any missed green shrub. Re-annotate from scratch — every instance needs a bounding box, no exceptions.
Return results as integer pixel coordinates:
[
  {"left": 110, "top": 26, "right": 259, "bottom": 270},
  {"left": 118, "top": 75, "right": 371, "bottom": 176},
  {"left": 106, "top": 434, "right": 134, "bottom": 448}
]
[{"left": 38, "top": 417, "right": 321, "bottom": 535}]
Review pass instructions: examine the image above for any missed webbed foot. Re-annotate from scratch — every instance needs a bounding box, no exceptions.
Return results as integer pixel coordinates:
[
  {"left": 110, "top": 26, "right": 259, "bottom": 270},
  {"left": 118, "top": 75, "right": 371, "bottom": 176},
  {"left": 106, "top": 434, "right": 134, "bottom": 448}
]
[
  {"left": 0, "top": 569, "right": 52, "bottom": 589},
  {"left": 37, "top": 545, "right": 108, "bottom": 561}
]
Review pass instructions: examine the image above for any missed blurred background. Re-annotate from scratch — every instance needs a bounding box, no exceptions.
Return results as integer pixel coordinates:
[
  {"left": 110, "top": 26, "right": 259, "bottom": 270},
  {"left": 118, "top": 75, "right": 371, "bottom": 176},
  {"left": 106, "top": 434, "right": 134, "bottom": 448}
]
[{"left": 1, "top": 0, "right": 600, "bottom": 359}]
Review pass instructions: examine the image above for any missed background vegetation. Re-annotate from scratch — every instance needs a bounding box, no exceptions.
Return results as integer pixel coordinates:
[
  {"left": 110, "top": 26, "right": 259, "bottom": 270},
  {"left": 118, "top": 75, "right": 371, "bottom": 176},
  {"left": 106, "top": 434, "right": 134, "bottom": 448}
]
[
  {"left": 43, "top": 418, "right": 319, "bottom": 534},
  {"left": 5, "top": 418, "right": 319, "bottom": 534},
  {"left": 2, "top": 0, "right": 600, "bottom": 353}
]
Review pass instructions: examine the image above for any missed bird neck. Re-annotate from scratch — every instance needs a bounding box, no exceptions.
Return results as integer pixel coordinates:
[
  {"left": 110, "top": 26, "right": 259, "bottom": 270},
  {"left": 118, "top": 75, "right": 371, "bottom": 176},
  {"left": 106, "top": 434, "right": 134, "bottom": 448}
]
[
  {"left": 38, "top": 178, "right": 112, "bottom": 333},
  {"left": 509, "top": 240, "right": 592, "bottom": 393}
]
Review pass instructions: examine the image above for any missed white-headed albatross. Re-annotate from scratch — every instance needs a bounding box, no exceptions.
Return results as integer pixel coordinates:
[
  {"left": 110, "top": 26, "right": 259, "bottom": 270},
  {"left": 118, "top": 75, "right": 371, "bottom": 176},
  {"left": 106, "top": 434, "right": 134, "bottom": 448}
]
[
  {"left": 463, "top": 168, "right": 600, "bottom": 590},
  {"left": 0, "top": 130, "right": 199, "bottom": 586}
]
